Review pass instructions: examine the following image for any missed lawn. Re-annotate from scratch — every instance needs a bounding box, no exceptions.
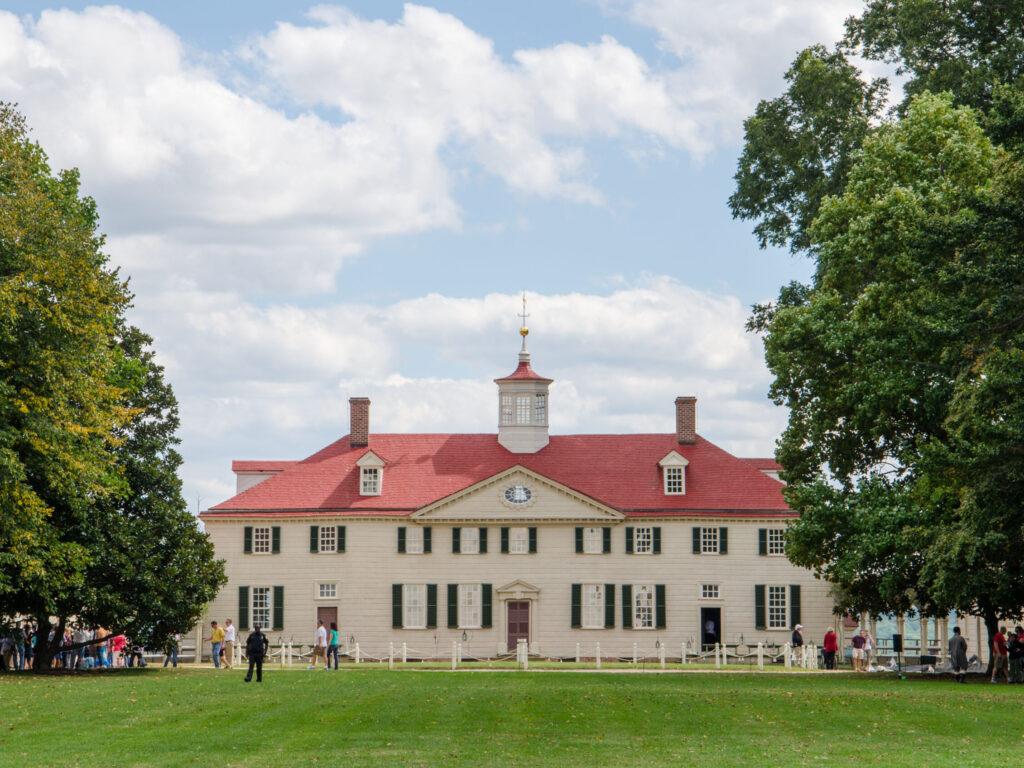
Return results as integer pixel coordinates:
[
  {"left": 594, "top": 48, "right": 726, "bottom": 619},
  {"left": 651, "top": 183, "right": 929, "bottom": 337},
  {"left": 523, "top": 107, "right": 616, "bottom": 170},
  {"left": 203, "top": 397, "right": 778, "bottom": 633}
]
[{"left": 0, "top": 668, "right": 1015, "bottom": 767}]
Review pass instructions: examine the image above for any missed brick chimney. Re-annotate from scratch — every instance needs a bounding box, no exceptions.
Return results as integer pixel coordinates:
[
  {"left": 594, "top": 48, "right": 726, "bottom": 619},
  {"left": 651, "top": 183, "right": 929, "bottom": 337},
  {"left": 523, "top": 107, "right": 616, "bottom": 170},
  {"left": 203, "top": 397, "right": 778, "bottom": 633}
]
[
  {"left": 349, "top": 397, "right": 370, "bottom": 447},
  {"left": 675, "top": 396, "right": 696, "bottom": 444}
]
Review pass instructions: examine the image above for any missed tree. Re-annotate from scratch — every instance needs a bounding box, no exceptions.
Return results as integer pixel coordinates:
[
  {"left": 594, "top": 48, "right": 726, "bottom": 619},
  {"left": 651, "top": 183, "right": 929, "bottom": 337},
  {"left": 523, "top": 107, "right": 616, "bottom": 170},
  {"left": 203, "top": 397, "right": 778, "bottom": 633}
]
[{"left": 0, "top": 104, "right": 224, "bottom": 669}]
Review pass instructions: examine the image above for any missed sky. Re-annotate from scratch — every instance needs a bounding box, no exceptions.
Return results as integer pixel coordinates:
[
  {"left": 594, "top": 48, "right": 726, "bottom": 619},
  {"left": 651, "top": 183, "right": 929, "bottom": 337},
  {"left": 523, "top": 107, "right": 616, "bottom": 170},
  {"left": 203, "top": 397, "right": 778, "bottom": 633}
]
[{"left": 1, "top": 1, "right": 884, "bottom": 510}]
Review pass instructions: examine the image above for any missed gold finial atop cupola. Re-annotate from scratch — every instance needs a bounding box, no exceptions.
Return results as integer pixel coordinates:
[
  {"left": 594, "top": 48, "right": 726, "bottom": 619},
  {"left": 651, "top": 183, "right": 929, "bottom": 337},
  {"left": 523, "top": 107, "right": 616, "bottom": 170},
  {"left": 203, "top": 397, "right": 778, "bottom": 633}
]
[{"left": 519, "top": 290, "right": 530, "bottom": 352}]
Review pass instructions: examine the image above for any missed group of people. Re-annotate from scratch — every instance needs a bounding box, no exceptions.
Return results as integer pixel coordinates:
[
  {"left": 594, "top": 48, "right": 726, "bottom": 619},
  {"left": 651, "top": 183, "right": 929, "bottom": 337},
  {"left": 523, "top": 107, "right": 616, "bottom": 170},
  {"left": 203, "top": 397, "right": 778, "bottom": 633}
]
[
  {"left": 793, "top": 624, "right": 875, "bottom": 671},
  {"left": 0, "top": 622, "right": 144, "bottom": 670},
  {"left": 307, "top": 619, "right": 341, "bottom": 670},
  {"left": 987, "top": 625, "right": 1024, "bottom": 684},
  {"left": 204, "top": 618, "right": 270, "bottom": 682}
]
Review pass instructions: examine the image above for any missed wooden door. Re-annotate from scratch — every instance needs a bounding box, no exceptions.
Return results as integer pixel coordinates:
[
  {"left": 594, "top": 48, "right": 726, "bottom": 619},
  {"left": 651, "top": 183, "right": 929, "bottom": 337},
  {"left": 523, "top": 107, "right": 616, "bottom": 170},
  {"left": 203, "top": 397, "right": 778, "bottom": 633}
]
[
  {"left": 507, "top": 601, "right": 530, "bottom": 652},
  {"left": 317, "top": 606, "right": 337, "bottom": 632}
]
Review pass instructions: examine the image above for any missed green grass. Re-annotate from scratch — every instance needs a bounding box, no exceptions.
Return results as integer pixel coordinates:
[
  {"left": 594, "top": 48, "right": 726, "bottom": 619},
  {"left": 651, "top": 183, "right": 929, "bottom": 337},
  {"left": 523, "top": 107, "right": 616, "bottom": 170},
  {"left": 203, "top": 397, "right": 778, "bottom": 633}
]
[{"left": 1, "top": 668, "right": 1017, "bottom": 767}]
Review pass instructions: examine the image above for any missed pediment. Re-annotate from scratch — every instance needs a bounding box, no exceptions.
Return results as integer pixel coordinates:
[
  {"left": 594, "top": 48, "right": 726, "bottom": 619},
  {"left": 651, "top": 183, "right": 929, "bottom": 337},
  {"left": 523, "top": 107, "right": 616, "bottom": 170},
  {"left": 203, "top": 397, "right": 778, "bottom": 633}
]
[
  {"left": 496, "top": 579, "right": 540, "bottom": 597},
  {"left": 412, "top": 465, "right": 624, "bottom": 522}
]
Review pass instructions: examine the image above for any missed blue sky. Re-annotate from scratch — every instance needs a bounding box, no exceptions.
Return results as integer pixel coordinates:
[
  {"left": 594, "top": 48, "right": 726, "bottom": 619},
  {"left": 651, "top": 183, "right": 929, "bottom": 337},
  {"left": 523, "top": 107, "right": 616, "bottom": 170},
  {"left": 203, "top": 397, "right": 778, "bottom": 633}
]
[{"left": 1, "top": 2, "right": 874, "bottom": 507}]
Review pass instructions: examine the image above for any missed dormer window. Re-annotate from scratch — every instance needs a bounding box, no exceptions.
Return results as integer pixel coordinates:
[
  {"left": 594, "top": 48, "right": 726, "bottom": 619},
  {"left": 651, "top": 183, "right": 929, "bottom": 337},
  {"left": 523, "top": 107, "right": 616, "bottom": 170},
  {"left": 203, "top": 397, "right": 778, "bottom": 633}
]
[
  {"left": 356, "top": 450, "right": 385, "bottom": 496},
  {"left": 659, "top": 451, "right": 689, "bottom": 495}
]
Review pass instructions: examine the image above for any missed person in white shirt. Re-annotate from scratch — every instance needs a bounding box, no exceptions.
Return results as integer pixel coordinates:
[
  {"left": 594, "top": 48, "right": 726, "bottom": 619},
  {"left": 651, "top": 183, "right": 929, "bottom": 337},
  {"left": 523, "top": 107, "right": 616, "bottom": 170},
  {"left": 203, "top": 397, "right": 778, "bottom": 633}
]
[
  {"left": 308, "top": 619, "right": 328, "bottom": 670},
  {"left": 222, "top": 619, "right": 236, "bottom": 670}
]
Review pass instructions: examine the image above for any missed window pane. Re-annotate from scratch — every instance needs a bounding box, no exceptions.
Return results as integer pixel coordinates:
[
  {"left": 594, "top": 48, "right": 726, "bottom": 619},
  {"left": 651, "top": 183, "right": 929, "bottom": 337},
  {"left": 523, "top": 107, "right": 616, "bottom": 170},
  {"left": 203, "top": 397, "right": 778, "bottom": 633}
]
[
  {"left": 634, "top": 526, "right": 653, "bottom": 554},
  {"left": 509, "top": 527, "right": 528, "bottom": 554},
  {"left": 460, "top": 527, "right": 479, "bottom": 554},
  {"left": 459, "top": 584, "right": 481, "bottom": 628},
  {"left": 406, "top": 527, "right": 424, "bottom": 554},
  {"left": 318, "top": 583, "right": 337, "bottom": 599},
  {"left": 404, "top": 584, "right": 426, "bottom": 628},
  {"left": 319, "top": 526, "right": 336, "bottom": 553},
  {"left": 252, "top": 587, "right": 271, "bottom": 628},
  {"left": 768, "top": 529, "right": 785, "bottom": 555},
  {"left": 535, "top": 394, "right": 546, "bottom": 424},
  {"left": 253, "top": 527, "right": 271, "bottom": 554},
  {"left": 582, "top": 584, "right": 604, "bottom": 628},
  {"left": 361, "top": 467, "right": 380, "bottom": 494},
  {"left": 665, "top": 466, "right": 683, "bottom": 494},
  {"left": 701, "top": 584, "right": 719, "bottom": 599},
  {"left": 768, "top": 585, "right": 787, "bottom": 629},
  {"left": 515, "top": 396, "right": 532, "bottom": 424},
  {"left": 500, "top": 394, "right": 514, "bottom": 425},
  {"left": 583, "top": 527, "right": 602, "bottom": 554},
  {"left": 633, "top": 584, "right": 654, "bottom": 629},
  {"left": 701, "top": 527, "right": 718, "bottom": 554}
]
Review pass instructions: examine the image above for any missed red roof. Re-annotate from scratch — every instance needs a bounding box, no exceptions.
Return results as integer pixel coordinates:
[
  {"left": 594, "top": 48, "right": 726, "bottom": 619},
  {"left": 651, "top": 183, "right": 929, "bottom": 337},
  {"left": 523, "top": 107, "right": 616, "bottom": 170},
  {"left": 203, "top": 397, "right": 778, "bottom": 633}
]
[
  {"left": 740, "top": 458, "right": 783, "bottom": 472},
  {"left": 232, "top": 460, "right": 297, "bottom": 472},
  {"left": 205, "top": 433, "right": 791, "bottom": 517},
  {"left": 494, "top": 359, "right": 553, "bottom": 382}
]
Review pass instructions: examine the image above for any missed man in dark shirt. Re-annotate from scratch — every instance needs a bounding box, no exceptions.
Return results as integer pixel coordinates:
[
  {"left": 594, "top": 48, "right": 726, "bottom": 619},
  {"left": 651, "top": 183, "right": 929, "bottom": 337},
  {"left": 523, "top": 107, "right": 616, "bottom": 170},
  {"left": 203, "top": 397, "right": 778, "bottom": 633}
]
[
  {"left": 851, "top": 631, "right": 866, "bottom": 672},
  {"left": 244, "top": 625, "right": 270, "bottom": 683}
]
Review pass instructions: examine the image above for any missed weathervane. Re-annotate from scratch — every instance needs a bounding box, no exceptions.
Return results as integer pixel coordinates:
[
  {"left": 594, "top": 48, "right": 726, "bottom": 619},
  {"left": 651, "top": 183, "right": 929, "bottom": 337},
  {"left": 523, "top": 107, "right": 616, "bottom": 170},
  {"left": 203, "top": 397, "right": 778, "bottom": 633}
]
[{"left": 518, "top": 290, "right": 530, "bottom": 351}]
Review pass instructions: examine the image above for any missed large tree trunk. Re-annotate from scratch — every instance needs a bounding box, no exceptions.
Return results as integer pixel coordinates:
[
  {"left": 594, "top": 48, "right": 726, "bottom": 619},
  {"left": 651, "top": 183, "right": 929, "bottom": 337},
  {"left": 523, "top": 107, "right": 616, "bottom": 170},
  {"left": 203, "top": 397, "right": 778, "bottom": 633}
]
[
  {"left": 982, "top": 609, "right": 999, "bottom": 677},
  {"left": 31, "top": 616, "right": 64, "bottom": 672}
]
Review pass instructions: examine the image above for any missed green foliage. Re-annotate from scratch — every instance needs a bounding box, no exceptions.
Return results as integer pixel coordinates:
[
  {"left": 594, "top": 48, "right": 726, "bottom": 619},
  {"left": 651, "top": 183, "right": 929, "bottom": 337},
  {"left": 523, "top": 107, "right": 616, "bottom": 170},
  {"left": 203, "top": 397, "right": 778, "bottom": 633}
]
[{"left": 0, "top": 104, "right": 224, "bottom": 661}]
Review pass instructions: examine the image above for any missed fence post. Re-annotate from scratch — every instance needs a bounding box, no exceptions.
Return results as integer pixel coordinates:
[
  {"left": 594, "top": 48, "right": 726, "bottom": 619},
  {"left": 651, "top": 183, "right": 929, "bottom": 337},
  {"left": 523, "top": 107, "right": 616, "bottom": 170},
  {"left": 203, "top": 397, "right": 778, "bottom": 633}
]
[
  {"left": 659, "top": 643, "right": 665, "bottom": 670},
  {"left": 784, "top": 643, "right": 792, "bottom": 669},
  {"left": 633, "top": 642, "right": 638, "bottom": 665},
  {"left": 722, "top": 643, "right": 728, "bottom": 668},
  {"left": 389, "top": 642, "right": 394, "bottom": 670},
  {"left": 279, "top": 641, "right": 286, "bottom": 667},
  {"left": 355, "top": 643, "right": 361, "bottom": 664},
  {"left": 402, "top": 642, "right": 408, "bottom": 663},
  {"left": 451, "top": 641, "right": 457, "bottom": 671},
  {"left": 596, "top": 643, "right": 601, "bottom": 670},
  {"left": 576, "top": 642, "right": 581, "bottom": 664},
  {"left": 715, "top": 643, "right": 721, "bottom": 669},
  {"left": 681, "top": 643, "right": 687, "bottom": 665},
  {"left": 757, "top": 642, "right": 764, "bottom": 670}
]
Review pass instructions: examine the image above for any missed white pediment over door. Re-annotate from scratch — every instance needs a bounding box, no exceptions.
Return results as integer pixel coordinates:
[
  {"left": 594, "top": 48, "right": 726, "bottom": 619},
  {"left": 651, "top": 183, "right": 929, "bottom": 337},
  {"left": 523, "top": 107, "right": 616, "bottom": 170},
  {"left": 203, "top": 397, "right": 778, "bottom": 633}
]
[{"left": 411, "top": 465, "right": 624, "bottom": 523}]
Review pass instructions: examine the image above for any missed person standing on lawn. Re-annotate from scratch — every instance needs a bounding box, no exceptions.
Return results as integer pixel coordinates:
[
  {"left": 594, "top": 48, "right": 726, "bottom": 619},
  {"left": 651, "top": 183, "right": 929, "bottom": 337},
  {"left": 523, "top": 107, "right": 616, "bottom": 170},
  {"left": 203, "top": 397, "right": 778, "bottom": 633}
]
[
  {"left": 163, "top": 633, "right": 180, "bottom": 668},
  {"left": 850, "top": 631, "right": 866, "bottom": 672},
  {"left": 308, "top": 619, "right": 328, "bottom": 670},
  {"left": 222, "top": 619, "right": 236, "bottom": 670},
  {"left": 949, "top": 626, "right": 969, "bottom": 683},
  {"left": 862, "top": 628, "right": 874, "bottom": 669},
  {"left": 991, "top": 626, "right": 1009, "bottom": 683},
  {"left": 327, "top": 622, "right": 340, "bottom": 670},
  {"left": 822, "top": 627, "right": 838, "bottom": 670},
  {"left": 244, "top": 625, "right": 270, "bottom": 683},
  {"left": 207, "top": 621, "right": 225, "bottom": 669},
  {"left": 1008, "top": 627, "right": 1024, "bottom": 684}
]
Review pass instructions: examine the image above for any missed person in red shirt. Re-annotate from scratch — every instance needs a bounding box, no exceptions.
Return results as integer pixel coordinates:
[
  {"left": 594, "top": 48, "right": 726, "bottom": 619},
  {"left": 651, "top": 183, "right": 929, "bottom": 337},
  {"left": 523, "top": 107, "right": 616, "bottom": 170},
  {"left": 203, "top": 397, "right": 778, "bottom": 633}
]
[
  {"left": 992, "top": 626, "right": 1009, "bottom": 683},
  {"left": 823, "top": 627, "right": 839, "bottom": 670}
]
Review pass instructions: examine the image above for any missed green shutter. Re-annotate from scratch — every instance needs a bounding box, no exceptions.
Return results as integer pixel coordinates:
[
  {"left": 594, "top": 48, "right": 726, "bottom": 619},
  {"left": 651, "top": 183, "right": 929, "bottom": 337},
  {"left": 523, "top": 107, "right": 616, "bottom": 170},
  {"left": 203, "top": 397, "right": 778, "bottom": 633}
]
[
  {"left": 790, "top": 585, "right": 801, "bottom": 628},
  {"left": 310, "top": 525, "right": 319, "bottom": 553},
  {"left": 655, "top": 584, "right": 666, "bottom": 629},
  {"left": 604, "top": 583, "right": 615, "bottom": 628},
  {"left": 392, "top": 584, "right": 403, "bottom": 628},
  {"left": 447, "top": 584, "right": 458, "bottom": 628},
  {"left": 625, "top": 527, "right": 634, "bottom": 554},
  {"left": 758, "top": 528, "right": 767, "bottom": 555},
  {"left": 337, "top": 525, "right": 345, "bottom": 553},
  {"left": 398, "top": 527, "right": 406, "bottom": 553},
  {"left": 692, "top": 526, "right": 701, "bottom": 554},
  {"left": 755, "top": 585, "right": 766, "bottom": 630},
  {"left": 602, "top": 527, "right": 611, "bottom": 553},
  {"left": 575, "top": 527, "right": 583, "bottom": 553},
  {"left": 271, "top": 526, "right": 281, "bottom": 554},
  {"left": 243, "top": 526, "right": 253, "bottom": 554},
  {"left": 272, "top": 585, "right": 284, "bottom": 631},
  {"left": 653, "top": 527, "right": 662, "bottom": 554},
  {"left": 479, "top": 527, "right": 487, "bottom": 553},
  {"left": 719, "top": 527, "right": 728, "bottom": 554},
  {"left": 426, "top": 584, "right": 437, "bottom": 628},
  {"left": 424, "top": 527, "right": 432, "bottom": 553},
  {"left": 452, "top": 528, "right": 461, "bottom": 553},
  {"left": 571, "top": 584, "right": 582, "bottom": 628},
  {"left": 529, "top": 527, "right": 537, "bottom": 553},
  {"left": 238, "top": 586, "right": 250, "bottom": 631},
  {"left": 482, "top": 584, "right": 492, "bottom": 628},
  {"left": 500, "top": 527, "right": 509, "bottom": 553},
  {"left": 621, "top": 585, "right": 633, "bottom": 629}
]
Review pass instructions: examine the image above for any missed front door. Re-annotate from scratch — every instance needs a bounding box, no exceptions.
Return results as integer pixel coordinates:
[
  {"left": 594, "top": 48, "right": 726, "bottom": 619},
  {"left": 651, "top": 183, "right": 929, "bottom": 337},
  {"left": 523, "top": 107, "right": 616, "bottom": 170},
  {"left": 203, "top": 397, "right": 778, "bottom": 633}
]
[
  {"left": 317, "top": 606, "right": 337, "bottom": 633},
  {"left": 507, "top": 601, "right": 529, "bottom": 651},
  {"left": 701, "top": 607, "right": 721, "bottom": 650}
]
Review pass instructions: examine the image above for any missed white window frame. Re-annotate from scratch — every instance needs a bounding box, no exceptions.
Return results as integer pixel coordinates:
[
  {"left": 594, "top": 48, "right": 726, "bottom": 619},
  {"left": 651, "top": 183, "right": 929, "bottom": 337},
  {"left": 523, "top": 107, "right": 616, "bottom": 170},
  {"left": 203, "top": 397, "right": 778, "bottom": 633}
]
[
  {"left": 767, "top": 585, "right": 787, "bottom": 629},
  {"left": 405, "top": 526, "right": 424, "bottom": 554},
  {"left": 403, "top": 584, "right": 426, "bottom": 629},
  {"left": 317, "top": 583, "right": 337, "bottom": 600},
  {"left": 508, "top": 527, "right": 529, "bottom": 554},
  {"left": 500, "top": 394, "right": 514, "bottom": 425},
  {"left": 634, "top": 526, "right": 654, "bottom": 555},
  {"left": 252, "top": 526, "right": 271, "bottom": 555},
  {"left": 633, "top": 584, "right": 655, "bottom": 630},
  {"left": 252, "top": 586, "right": 271, "bottom": 629},
  {"left": 534, "top": 393, "right": 547, "bottom": 424},
  {"left": 767, "top": 528, "right": 786, "bottom": 556},
  {"left": 319, "top": 526, "right": 336, "bottom": 553},
  {"left": 458, "top": 584, "right": 482, "bottom": 629},
  {"left": 460, "top": 527, "right": 480, "bottom": 555},
  {"left": 582, "top": 584, "right": 604, "bottom": 629},
  {"left": 701, "top": 584, "right": 720, "bottom": 600},
  {"left": 515, "top": 395, "right": 532, "bottom": 425},
  {"left": 583, "top": 527, "right": 603, "bottom": 554},
  {"left": 701, "top": 527, "right": 719, "bottom": 554},
  {"left": 664, "top": 466, "right": 684, "bottom": 494},
  {"left": 360, "top": 466, "right": 381, "bottom": 495}
]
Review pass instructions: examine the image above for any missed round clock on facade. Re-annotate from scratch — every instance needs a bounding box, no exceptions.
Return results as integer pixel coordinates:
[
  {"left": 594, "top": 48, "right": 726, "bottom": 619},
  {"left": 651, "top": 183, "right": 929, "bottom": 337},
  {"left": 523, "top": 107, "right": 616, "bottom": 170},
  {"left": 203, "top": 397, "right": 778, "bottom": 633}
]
[{"left": 504, "top": 485, "right": 532, "bottom": 504}]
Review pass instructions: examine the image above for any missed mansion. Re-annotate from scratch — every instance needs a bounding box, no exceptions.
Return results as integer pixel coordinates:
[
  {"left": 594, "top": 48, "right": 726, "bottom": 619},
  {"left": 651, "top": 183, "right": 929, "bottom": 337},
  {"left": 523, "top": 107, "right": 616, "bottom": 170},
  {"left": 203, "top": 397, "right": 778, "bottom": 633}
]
[{"left": 199, "top": 329, "right": 835, "bottom": 658}]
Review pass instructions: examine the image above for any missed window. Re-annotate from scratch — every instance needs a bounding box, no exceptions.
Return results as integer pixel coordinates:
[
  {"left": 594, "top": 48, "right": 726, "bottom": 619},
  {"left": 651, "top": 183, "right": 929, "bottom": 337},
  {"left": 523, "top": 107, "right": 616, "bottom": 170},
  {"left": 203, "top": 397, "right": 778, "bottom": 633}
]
[
  {"left": 767, "top": 529, "right": 785, "bottom": 556},
  {"left": 253, "top": 527, "right": 271, "bottom": 554},
  {"left": 508, "top": 527, "right": 529, "bottom": 554},
  {"left": 535, "top": 394, "right": 546, "bottom": 424},
  {"left": 500, "top": 394, "right": 514, "bottom": 425},
  {"left": 460, "top": 527, "right": 479, "bottom": 554},
  {"left": 701, "top": 527, "right": 719, "bottom": 554},
  {"left": 459, "top": 584, "right": 482, "bottom": 628},
  {"left": 515, "top": 395, "right": 532, "bottom": 424},
  {"left": 582, "top": 584, "right": 605, "bottom": 629},
  {"left": 664, "top": 466, "right": 684, "bottom": 494},
  {"left": 318, "top": 583, "right": 337, "bottom": 599},
  {"left": 633, "top": 584, "right": 655, "bottom": 629},
  {"left": 406, "top": 526, "right": 424, "bottom": 554},
  {"left": 319, "top": 526, "right": 336, "bottom": 553},
  {"left": 252, "top": 587, "right": 271, "bottom": 628},
  {"left": 701, "top": 584, "right": 719, "bottom": 600},
  {"left": 361, "top": 467, "right": 380, "bottom": 495},
  {"left": 634, "top": 526, "right": 654, "bottom": 554},
  {"left": 583, "top": 527, "right": 603, "bottom": 554},
  {"left": 768, "top": 585, "right": 787, "bottom": 629},
  {"left": 404, "top": 585, "right": 426, "bottom": 629}
]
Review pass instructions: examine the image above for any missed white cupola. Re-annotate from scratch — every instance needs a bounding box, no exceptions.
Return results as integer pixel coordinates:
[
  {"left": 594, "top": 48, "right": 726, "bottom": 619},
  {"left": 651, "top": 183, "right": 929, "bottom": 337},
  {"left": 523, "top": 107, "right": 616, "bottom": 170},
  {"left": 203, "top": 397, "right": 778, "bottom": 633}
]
[{"left": 495, "top": 294, "right": 552, "bottom": 454}]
